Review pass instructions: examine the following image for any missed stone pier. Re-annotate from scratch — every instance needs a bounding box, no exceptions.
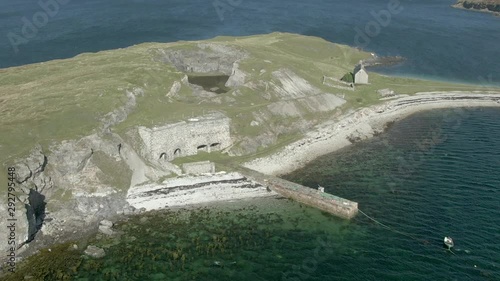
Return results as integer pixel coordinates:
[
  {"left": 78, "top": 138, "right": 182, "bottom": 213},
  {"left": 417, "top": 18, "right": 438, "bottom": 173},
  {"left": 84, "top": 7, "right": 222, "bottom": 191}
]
[{"left": 238, "top": 167, "right": 358, "bottom": 219}]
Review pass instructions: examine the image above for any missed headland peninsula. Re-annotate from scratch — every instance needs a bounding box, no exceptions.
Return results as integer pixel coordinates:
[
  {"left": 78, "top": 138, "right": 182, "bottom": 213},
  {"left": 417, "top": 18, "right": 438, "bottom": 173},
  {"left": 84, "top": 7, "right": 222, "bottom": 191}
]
[{"left": 1, "top": 32, "right": 500, "bottom": 279}]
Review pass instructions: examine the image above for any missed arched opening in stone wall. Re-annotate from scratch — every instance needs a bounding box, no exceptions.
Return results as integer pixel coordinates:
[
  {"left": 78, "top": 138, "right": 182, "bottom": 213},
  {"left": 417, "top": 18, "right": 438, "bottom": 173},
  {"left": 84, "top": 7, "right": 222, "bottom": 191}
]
[
  {"left": 197, "top": 145, "right": 208, "bottom": 152},
  {"left": 159, "top": 152, "right": 167, "bottom": 160},
  {"left": 210, "top": 143, "right": 221, "bottom": 151},
  {"left": 174, "top": 148, "right": 182, "bottom": 157}
]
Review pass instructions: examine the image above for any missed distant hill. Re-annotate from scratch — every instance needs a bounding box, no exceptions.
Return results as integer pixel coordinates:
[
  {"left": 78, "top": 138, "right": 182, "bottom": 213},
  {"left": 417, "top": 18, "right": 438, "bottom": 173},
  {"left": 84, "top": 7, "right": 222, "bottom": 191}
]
[{"left": 453, "top": 0, "right": 500, "bottom": 14}]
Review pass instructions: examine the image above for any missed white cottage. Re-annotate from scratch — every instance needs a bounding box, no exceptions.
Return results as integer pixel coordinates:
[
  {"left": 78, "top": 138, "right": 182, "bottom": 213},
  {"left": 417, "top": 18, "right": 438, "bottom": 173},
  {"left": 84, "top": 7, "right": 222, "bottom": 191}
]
[{"left": 353, "top": 63, "right": 369, "bottom": 85}]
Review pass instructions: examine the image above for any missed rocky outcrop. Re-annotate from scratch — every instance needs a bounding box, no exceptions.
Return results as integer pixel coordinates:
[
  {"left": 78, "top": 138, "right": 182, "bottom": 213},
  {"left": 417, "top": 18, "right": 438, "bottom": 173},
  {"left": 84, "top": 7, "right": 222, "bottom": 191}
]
[
  {"left": 156, "top": 43, "right": 248, "bottom": 75},
  {"left": 101, "top": 88, "right": 143, "bottom": 133},
  {"left": 0, "top": 136, "right": 126, "bottom": 254},
  {"left": 98, "top": 220, "right": 115, "bottom": 236},
  {"left": 226, "top": 68, "right": 346, "bottom": 156},
  {"left": 126, "top": 172, "right": 276, "bottom": 210},
  {"left": 453, "top": 0, "right": 500, "bottom": 13},
  {"left": 0, "top": 129, "right": 166, "bottom": 260},
  {"left": 269, "top": 68, "right": 319, "bottom": 99},
  {"left": 267, "top": 69, "right": 346, "bottom": 111},
  {"left": 0, "top": 146, "right": 54, "bottom": 251},
  {"left": 0, "top": 89, "right": 177, "bottom": 259},
  {"left": 225, "top": 61, "right": 247, "bottom": 87},
  {"left": 166, "top": 81, "right": 181, "bottom": 98},
  {"left": 157, "top": 44, "right": 249, "bottom": 96}
]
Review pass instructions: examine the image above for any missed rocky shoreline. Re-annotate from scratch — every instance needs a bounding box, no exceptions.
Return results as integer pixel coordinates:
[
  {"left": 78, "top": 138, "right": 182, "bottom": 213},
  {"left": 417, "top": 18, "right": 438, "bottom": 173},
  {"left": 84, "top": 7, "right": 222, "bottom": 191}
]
[
  {"left": 126, "top": 172, "right": 278, "bottom": 210},
  {"left": 363, "top": 55, "right": 406, "bottom": 68},
  {"left": 243, "top": 91, "right": 500, "bottom": 176}
]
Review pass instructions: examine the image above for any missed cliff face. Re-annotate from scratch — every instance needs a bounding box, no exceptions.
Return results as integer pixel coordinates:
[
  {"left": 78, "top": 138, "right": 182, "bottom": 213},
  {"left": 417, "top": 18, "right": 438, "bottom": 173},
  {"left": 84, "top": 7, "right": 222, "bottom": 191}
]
[{"left": 454, "top": 0, "right": 500, "bottom": 13}]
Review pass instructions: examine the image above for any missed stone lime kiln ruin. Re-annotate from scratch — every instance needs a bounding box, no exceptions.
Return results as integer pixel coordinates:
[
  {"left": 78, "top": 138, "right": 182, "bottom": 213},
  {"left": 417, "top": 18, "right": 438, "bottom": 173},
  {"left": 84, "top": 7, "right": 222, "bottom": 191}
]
[{"left": 138, "top": 113, "right": 232, "bottom": 162}]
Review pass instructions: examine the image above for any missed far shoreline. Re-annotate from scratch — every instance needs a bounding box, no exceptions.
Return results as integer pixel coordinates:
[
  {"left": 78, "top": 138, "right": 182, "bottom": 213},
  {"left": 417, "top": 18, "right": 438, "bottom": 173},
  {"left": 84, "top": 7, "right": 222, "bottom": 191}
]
[
  {"left": 452, "top": 3, "right": 500, "bottom": 16},
  {"left": 368, "top": 70, "right": 500, "bottom": 89}
]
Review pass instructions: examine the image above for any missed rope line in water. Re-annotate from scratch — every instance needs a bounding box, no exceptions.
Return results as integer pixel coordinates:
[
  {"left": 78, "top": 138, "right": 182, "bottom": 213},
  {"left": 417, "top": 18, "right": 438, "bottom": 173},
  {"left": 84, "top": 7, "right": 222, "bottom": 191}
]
[
  {"left": 358, "top": 209, "right": 422, "bottom": 241},
  {"left": 358, "top": 209, "right": 456, "bottom": 254}
]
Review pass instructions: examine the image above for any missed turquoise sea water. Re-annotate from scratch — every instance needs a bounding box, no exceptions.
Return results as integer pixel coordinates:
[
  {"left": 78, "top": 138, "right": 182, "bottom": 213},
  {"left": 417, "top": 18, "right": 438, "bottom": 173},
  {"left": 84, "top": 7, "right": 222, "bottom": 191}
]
[{"left": 69, "top": 108, "right": 500, "bottom": 281}]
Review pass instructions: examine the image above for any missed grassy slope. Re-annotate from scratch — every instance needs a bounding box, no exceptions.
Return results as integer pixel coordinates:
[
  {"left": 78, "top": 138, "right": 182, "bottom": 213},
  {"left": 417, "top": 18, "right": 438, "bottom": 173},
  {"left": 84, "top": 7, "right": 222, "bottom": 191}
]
[{"left": 1, "top": 32, "right": 498, "bottom": 188}]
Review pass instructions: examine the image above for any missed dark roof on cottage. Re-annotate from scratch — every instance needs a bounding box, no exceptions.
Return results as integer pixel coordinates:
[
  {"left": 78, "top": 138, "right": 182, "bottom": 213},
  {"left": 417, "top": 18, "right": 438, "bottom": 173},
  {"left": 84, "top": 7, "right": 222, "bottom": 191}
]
[{"left": 353, "top": 63, "right": 365, "bottom": 74}]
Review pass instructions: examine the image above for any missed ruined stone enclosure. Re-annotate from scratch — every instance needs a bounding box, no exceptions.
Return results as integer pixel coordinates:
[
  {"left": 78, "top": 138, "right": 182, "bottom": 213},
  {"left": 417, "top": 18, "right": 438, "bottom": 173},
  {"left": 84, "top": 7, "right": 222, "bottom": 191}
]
[
  {"left": 156, "top": 43, "right": 249, "bottom": 92},
  {"left": 138, "top": 113, "right": 232, "bottom": 162}
]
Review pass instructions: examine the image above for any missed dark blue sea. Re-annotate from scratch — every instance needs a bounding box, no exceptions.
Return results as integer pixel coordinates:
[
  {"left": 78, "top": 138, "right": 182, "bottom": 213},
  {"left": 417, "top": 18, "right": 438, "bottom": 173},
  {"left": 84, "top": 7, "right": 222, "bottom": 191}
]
[
  {"left": 0, "top": 0, "right": 499, "bottom": 85},
  {"left": 1, "top": 0, "right": 499, "bottom": 280}
]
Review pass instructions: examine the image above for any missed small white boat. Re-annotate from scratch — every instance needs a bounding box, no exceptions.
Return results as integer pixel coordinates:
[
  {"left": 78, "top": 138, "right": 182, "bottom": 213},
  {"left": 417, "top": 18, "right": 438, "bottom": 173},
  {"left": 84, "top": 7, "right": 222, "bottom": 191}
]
[{"left": 444, "top": 237, "right": 454, "bottom": 249}]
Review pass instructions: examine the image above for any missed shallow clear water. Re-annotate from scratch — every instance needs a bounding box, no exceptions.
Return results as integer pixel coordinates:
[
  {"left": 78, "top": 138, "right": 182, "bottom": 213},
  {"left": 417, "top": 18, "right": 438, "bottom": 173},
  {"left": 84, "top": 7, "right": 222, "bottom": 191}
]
[
  {"left": 73, "top": 198, "right": 355, "bottom": 281},
  {"left": 69, "top": 108, "right": 500, "bottom": 281},
  {"left": 1, "top": 0, "right": 499, "bottom": 85}
]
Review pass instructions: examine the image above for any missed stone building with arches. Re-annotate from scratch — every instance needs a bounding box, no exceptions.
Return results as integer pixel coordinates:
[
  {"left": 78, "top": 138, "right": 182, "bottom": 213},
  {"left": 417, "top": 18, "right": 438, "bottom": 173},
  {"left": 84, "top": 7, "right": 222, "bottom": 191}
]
[{"left": 138, "top": 113, "right": 232, "bottom": 162}]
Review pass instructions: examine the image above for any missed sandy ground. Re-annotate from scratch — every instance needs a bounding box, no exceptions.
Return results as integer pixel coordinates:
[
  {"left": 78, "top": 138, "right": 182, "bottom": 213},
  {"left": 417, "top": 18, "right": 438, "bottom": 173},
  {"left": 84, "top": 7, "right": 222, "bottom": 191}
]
[{"left": 243, "top": 91, "right": 500, "bottom": 176}]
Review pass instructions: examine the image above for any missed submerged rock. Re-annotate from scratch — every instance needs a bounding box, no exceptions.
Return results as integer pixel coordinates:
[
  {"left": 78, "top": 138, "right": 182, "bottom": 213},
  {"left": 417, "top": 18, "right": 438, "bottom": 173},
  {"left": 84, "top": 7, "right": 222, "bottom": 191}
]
[{"left": 84, "top": 245, "right": 106, "bottom": 258}]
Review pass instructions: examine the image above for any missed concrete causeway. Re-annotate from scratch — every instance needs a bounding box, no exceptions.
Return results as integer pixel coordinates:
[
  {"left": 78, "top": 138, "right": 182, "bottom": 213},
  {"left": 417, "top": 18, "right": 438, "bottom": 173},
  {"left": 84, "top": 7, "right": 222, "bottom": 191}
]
[{"left": 238, "top": 167, "right": 359, "bottom": 219}]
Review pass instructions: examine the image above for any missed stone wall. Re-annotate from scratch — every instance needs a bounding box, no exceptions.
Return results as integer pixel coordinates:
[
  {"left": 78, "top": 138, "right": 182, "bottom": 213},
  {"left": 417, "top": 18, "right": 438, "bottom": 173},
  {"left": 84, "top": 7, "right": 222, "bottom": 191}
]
[
  {"left": 138, "top": 113, "right": 232, "bottom": 161},
  {"left": 156, "top": 43, "right": 249, "bottom": 75},
  {"left": 271, "top": 184, "right": 358, "bottom": 219},
  {"left": 322, "top": 76, "right": 355, "bottom": 91},
  {"left": 182, "top": 161, "right": 215, "bottom": 175}
]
